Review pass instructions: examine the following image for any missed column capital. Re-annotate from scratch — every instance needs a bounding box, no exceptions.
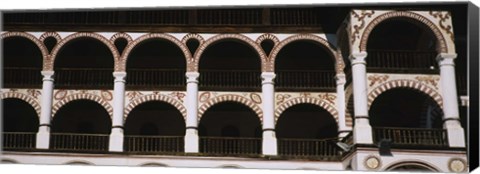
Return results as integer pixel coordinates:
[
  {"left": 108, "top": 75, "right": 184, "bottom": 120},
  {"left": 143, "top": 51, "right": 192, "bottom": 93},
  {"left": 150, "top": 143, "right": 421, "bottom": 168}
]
[
  {"left": 261, "top": 72, "right": 276, "bottom": 85},
  {"left": 437, "top": 53, "right": 457, "bottom": 66},
  {"left": 349, "top": 51, "right": 367, "bottom": 65},
  {"left": 186, "top": 72, "right": 200, "bottom": 83},
  {"left": 41, "top": 71, "right": 54, "bottom": 81},
  {"left": 113, "top": 72, "right": 127, "bottom": 82},
  {"left": 335, "top": 73, "right": 346, "bottom": 85}
]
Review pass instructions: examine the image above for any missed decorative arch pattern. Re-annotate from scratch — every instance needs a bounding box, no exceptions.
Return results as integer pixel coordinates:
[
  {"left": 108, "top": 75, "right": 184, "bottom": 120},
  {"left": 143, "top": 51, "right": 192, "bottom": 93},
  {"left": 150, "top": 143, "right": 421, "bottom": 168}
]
[
  {"left": 121, "top": 33, "right": 191, "bottom": 72},
  {"left": 1, "top": 32, "right": 49, "bottom": 69},
  {"left": 0, "top": 91, "right": 41, "bottom": 118},
  {"left": 269, "top": 34, "right": 344, "bottom": 73},
  {"left": 256, "top": 33, "right": 280, "bottom": 45},
  {"left": 198, "top": 94, "right": 263, "bottom": 122},
  {"left": 182, "top": 33, "right": 205, "bottom": 45},
  {"left": 360, "top": 11, "right": 448, "bottom": 53},
  {"left": 385, "top": 161, "right": 440, "bottom": 172},
  {"left": 124, "top": 94, "right": 187, "bottom": 121},
  {"left": 367, "top": 79, "right": 443, "bottom": 109},
  {"left": 110, "top": 32, "right": 133, "bottom": 43},
  {"left": 192, "top": 34, "right": 268, "bottom": 72},
  {"left": 52, "top": 93, "right": 113, "bottom": 119},
  {"left": 39, "top": 32, "right": 62, "bottom": 42},
  {"left": 274, "top": 97, "right": 339, "bottom": 124},
  {"left": 49, "top": 32, "right": 120, "bottom": 71}
]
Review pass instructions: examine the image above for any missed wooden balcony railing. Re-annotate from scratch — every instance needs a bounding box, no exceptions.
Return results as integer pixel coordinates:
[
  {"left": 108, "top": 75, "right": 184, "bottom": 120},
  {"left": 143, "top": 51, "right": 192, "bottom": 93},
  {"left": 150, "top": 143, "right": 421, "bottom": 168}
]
[
  {"left": 126, "top": 69, "right": 185, "bottom": 90},
  {"left": 55, "top": 68, "right": 113, "bottom": 89},
  {"left": 124, "top": 135, "right": 184, "bottom": 154},
  {"left": 2, "top": 132, "right": 37, "bottom": 150},
  {"left": 277, "top": 138, "right": 341, "bottom": 160},
  {"left": 49, "top": 133, "right": 109, "bottom": 152},
  {"left": 3, "top": 67, "right": 42, "bottom": 88},
  {"left": 199, "top": 137, "right": 262, "bottom": 156},
  {"left": 275, "top": 70, "right": 336, "bottom": 91},
  {"left": 372, "top": 127, "right": 448, "bottom": 147},
  {"left": 367, "top": 50, "right": 438, "bottom": 73},
  {"left": 199, "top": 70, "right": 261, "bottom": 91}
]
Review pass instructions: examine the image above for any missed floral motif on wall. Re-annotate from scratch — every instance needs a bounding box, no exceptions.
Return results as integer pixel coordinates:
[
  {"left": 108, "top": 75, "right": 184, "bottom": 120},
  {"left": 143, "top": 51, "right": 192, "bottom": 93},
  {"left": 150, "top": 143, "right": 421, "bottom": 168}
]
[
  {"left": 250, "top": 93, "right": 262, "bottom": 104},
  {"left": 368, "top": 74, "right": 389, "bottom": 87},
  {"left": 415, "top": 76, "right": 440, "bottom": 89},
  {"left": 199, "top": 92, "right": 211, "bottom": 103},
  {"left": 169, "top": 91, "right": 186, "bottom": 102},
  {"left": 100, "top": 90, "right": 113, "bottom": 101},
  {"left": 319, "top": 93, "right": 336, "bottom": 104},
  {"left": 54, "top": 90, "right": 68, "bottom": 100},
  {"left": 126, "top": 91, "right": 143, "bottom": 101},
  {"left": 27, "top": 89, "right": 41, "bottom": 99},
  {"left": 275, "top": 94, "right": 291, "bottom": 105}
]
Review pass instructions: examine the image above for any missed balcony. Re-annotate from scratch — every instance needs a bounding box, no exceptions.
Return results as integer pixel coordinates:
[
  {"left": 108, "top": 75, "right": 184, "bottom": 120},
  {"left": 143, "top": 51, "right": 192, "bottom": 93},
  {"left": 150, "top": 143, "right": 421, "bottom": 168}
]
[
  {"left": 276, "top": 70, "right": 336, "bottom": 92},
  {"left": 372, "top": 127, "right": 448, "bottom": 148},
  {"left": 199, "top": 70, "right": 261, "bottom": 91},
  {"left": 124, "top": 135, "right": 184, "bottom": 154},
  {"left": 55, "top": 68, "right": 113, "bottom": 89},
  {"left": 277, "top": 138, "right": 341, "bottom": 160},
  {"left": 49, "top": 133, "right": 110, "bottom": 153},
  {"left": 3, "top": 67, "right": 42, "bottom": 88},
  {"left": 2, "top": 132, "right": 36, "bottom": 150},
  {"left": 367, "top": 50, "right": 438, "bottom": 74},
  {"left": 199, "top": 137, "right": 262, "bottom": 157}
]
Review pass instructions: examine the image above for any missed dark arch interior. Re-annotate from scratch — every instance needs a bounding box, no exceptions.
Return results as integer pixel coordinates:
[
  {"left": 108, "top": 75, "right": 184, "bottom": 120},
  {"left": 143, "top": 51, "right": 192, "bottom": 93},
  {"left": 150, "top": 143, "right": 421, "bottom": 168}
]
[
  {"left": 275, "top": 41, "right": 336, "bottom": 91},
  {"left": 199, "top": 40, "right": 261, "bottom": 91},
  {"left": 54, "top": 38, "right": 114, "bottom": 89},
  {"left": 186, "top": 39, "right": 200, "bottom": 55},
  {"left": 2, "top": 98, "right": 39, "bottom": 132},
  {"left": 369, "top": 88, "right": 443, "bottom": 128},
  {"left": 3, "top": 37, "right": 43, "bottom": 88},
  {"left": 368, "top": 19, "right": 437, "bottom": 51},
  {"left": 260, "top": 39, "right": 274, "bottom": 56},
  {"left": 126, "top": 39, "right": 186, "bottom": 90},
  {"left": 43, "top": 37, "right": 57, "bottom": 53},
  {"left": 276, "top": 104, "right": 338, "bottom": 139},
  {"left": 114, "top": 38, "right": 128, "bottom": 55},
  {"left": 199, "top": 102, "right": 261, "bottom": 138},
  {"left": 388, "top": 163, "right": 436, "bottom": 172},
  {"left": 51, "top": 99, "right": 111, "bottom": 134},
  {"left": 124, "top": 101, "right": 186, "bottom": 136}
]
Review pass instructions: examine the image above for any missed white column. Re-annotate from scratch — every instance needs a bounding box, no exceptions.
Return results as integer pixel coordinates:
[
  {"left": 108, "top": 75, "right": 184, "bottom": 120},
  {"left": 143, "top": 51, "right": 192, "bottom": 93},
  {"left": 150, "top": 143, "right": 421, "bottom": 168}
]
[
  {"left": 336, "top": 73, "right": 351, "bottom": 138},
  {"left": 185, "top": 72, "right": 200, "bottom": 153},
  {"left": 349, "top": 52, "right": 373, "bottom": 144},
  {"left": 261, "top": 72, "right": 277, "bottom": 156},
  {"left": 437, "top": 53, "right": 465, "bottom": 148},
  {"left": 36, "top": 71, "right": 54, "bottom": 149},
  {"left": 109, "top": 72, "right": 126, "bottom": 152}
]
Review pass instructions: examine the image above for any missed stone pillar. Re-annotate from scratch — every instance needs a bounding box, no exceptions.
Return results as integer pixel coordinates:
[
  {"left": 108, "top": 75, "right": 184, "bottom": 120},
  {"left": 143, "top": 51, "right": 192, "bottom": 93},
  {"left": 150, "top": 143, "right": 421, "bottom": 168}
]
[
  {"left": 437, "top": 53, "right": 465, "bottom": 148},
  {"left": 109, "top": 72, "right": 127, "bottom": 152},
  {"left": 185, "top": 72, "right": 200, "bottom": 153},
  {"left": 261, "top": 72, "right": 277, "bottom": 156},
  {"left": 349, "top": 52, "right": 373, "bottom": 144},
  {"left": 336, "top": 73, "right": 351, "bottom": 138},
  {"left": 36, "top": 71, "right": 54, "bottom": 149}
]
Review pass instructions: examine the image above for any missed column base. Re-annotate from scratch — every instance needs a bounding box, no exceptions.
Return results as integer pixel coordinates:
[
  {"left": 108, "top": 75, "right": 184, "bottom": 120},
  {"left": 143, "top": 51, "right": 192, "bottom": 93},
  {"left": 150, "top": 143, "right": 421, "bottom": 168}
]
[
  {"left": 109, "top": 127, "right": 124, "bottom": 152},
  {"left": 262, "top": 130, "right": 277, "bottom": 156},
  {"left": 446, "top": 125, "right": 466, "bottom": 148},
  {"left": 353, "top": 124, "right": 373, "bottom": 145},
  {"left": 185, "top": 128, "right": 199, "bottom": 153},
  {"left": 36, "top": 126, "right": 50, "bottom": 149}
]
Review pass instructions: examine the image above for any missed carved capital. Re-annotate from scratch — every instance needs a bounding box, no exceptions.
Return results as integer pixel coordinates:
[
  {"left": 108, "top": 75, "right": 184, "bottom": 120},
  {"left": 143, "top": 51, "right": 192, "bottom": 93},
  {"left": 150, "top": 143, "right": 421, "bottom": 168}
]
[
  {"left": 437, "top": 53, "right": 457, "bottom": 66},
  {"left": 113, "top": 72, "right": 127, "bottom": 82},
  {"left": 186, "top": 72, "right": 200, "bottom": 83},
  {"left": 261, "top": 72, "right": 276, "bottom": 85},
  {"left": 41, "top": 71, "right": 55, "bottom": 81},
  {"left": 349, "top": 51, "right": 368, "bottom": 65}
]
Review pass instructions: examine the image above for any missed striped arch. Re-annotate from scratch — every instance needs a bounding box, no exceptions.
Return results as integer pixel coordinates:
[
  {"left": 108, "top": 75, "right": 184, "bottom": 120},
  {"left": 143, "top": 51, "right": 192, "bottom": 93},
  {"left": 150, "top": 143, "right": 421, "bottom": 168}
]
[
  {"left": 360, "top": 11, "right": 448, "bottom": 53},
  {"left": 269, "top": 34, "right": 344, "bottom": 73},
  {"left": 192, "top": 34, "right": 268, "bottom": 72},
  {"left": 49, "top": 32, "right": 121, "bottom": 71},
  {"left": 275, "top": 97, "right": 339, "bottom": 124},
  {"left": 124, "top": 94, "right": 187, "bottom": 122},
  {"left": 198, "top": 94, "right": 263, "bottom": 122},
  {"left": 367, "top": 79, "right": 443, "bottom": 109},
  {"left": 1, "top": 32, "right": 49, "bottom": 69},
  {"left": 0, "top": 91, "right": 41, "bottom": 117},
  {"left": 52, "top": 93, "right": 113, "bottom": 119},
  {"left": 121, "top": 33, "right": 191, "bottom": 72}
]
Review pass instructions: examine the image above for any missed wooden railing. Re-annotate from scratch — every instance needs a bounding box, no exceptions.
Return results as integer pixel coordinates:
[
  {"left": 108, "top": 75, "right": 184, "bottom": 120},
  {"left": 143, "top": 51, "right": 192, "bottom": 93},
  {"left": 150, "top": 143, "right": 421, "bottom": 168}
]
[
  {"left": 55, "top": 68, "right": 113, "bottom": 89},
  {"left": 3, "top": 67, "right": 42, "bottom": 88},
  {"left": 49, "top": 133, "right": 109, "bottom": 152},
  {"left": 126, "top": 69, "right": 185, "bottom": 90},
  {"left": 2, "top": 132, "right": 37, "bottom": 150},
  {"left": 199, "top": 70, "right": 261, "bottom": 91},
  {"left": 124, "top": 135, "right": 184, "bottom": 154},
  {"left": 199, "top": 137, "right": 262, "bottom": 156},
  {"left": 372, "top": 127, "right": 448, "bottom": 147},
  {"left": 367, "top": 50, "right": 438, "bottom": 73},
  {"left": 341, "top": 132, "right": 353, "bottom": 146},
  {"left": 275, "top": 70, "right": 336, "bottom": 91},
  {"left": 277, "top": 138, "right": 341, "bottom": 160}
]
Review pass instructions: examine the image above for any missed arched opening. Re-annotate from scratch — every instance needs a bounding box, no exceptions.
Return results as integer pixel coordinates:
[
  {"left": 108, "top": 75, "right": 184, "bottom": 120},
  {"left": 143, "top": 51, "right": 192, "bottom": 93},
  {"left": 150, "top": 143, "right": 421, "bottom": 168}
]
[
  {"left": 275, "top": 40, "right": 336, "bottom": 92},
  {"left": 124, "top": 101, "right": 186, "bottom": 153},
  {"left": 199, "top": 40, "right": 261, "bottom": 91},
  {"left": 276, "top": 104, "right": 339, "bottom": 158},
  {"left": 198, "top": 102, "right": 262, "bottom": 156},
  {"left": 386, "top": 162, "right": 438, "bottom": 172},
  {"left": 369, "top": 88, "right": 447, "bottom": 147},
  {"left": 366, "top": 19, "right": 438, "bottom": 73},
  {"left": 2, "top": 37, "right": 43, "bottom": 88},
  {"left": 2, "top": 98, "right": 39, "bottom": 150},
  {"left": 126, "top": 39, "right": 186, "bottom": 90},
  {"left": 50, "top": 100, "right": 111, "bottom": 152},
  {"left": 54, "top": 38, "right": 114, "bottom": 89}
]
